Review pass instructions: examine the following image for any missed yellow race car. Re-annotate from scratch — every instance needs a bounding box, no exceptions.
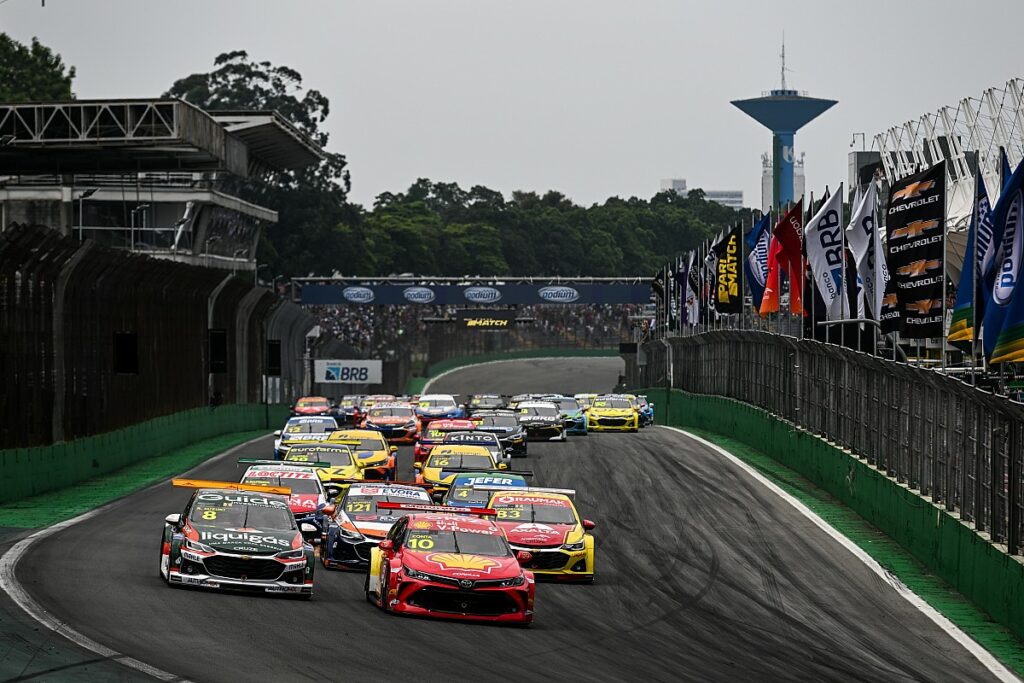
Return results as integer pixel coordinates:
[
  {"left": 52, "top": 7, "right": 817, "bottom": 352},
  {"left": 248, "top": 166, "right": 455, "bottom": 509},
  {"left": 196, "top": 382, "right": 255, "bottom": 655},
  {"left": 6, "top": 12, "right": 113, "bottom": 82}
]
[
  {"left": 484, "top": 487, "right": 596, "bottom": 582},
  {"left": 413, "top": 444, "right": 506, "bottom": 496},
  {"left": 585, "top": 396, "right": 639, "bottom": 432},
  {"left": 283, "top": 443, "right": 365, "bottom": 486},
  {"left": 328, "top": 429, "right": 397, "bottom": 481}
]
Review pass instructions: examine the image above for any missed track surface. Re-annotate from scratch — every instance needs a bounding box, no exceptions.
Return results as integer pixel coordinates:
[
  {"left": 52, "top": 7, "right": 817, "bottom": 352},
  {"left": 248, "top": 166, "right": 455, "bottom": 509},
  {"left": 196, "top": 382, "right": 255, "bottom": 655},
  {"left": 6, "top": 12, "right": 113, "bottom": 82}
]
[{"left": 17, "top": 358, "right": 999, "bottom": 682}]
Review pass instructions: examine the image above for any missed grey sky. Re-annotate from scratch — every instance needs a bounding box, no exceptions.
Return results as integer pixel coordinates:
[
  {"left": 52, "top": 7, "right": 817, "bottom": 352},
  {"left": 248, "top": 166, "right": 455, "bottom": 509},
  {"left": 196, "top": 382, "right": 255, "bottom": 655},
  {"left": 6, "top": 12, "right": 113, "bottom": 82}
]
[{"left": 4, "top": 0, "right": 1024, "bottom": 210}]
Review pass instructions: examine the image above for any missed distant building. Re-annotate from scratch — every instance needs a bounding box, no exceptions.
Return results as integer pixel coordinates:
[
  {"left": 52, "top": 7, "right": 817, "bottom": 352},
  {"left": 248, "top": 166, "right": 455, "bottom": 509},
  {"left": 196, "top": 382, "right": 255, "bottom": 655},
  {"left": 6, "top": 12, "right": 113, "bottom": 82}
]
[
  {"left": 660, "top": 178, "right": 744, "bottom": 211},
  {"left": 761, "top": 152, "right": 805, "bottom": 213}
]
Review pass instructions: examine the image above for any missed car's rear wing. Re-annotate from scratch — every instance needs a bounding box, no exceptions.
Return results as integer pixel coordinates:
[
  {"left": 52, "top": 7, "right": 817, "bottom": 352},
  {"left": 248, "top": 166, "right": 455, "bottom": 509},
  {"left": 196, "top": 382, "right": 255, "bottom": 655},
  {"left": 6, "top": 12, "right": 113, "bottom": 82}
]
[
  {"left": 377, "top": 502, "right": 496, "bottom": 516},
  {"left": 427, "top": 466, "right": 533, "bottom": 476},
  {"left": 172, "top": 478, "right": 291, "bottom": 496},
  {"left": 471, "top": 485, "right": 575, "bottom": 497},
  {"left": 237, "top": 458, "right": 332, "bottom": 468}
]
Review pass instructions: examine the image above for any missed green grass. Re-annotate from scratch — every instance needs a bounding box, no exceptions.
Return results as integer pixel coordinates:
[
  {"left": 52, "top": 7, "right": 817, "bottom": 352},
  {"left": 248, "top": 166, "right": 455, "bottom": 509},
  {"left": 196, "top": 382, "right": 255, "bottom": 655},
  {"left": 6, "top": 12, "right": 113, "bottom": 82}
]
[
  {"left": 686, "top": 427, "right": 1024, "bottom": 676},
  {"left": 0, "top": 430, "right": 265, "bottom": 529}
]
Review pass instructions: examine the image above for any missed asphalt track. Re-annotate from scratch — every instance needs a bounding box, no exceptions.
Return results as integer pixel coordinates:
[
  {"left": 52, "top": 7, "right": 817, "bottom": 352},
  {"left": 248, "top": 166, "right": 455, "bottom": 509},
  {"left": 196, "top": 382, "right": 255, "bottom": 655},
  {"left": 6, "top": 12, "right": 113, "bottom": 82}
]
[{"left": 14, "top": 358, "right": 1003, "bottom": 682}]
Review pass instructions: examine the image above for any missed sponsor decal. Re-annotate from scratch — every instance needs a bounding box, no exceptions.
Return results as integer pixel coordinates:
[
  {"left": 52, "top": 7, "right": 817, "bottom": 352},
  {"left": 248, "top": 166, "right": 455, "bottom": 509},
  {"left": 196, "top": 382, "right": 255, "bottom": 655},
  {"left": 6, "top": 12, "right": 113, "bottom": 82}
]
[
  {"left": 906, "top": 299, "right": 943, "bottom": 315},
  {"left": 425, "top": 552, "right": 500, "bottom": 573},
  {"left": 537, "top": 286, "right": 580, "bottom": 303},
  {"left": 402, "top": 286, "right": 436, "bottom": 303},
  {"left": 463, "top": 286, "right": 502, "bottom": 303},
  {"left": 412, "top": 521, "right": 433, "bottom": 529},
  {"left": 199, "top": 531, "right": 291, "bottom": 548},
  {"left": 713, "top": 225, "right": 743, "bottom": 314},
  {"left": 891, "top": 180, "right": 935, "bottom": 201},
  {"left": 465, "top": 317, "right": 510, "bottom": 328},
  {"left": 493, "top": 494, "right": 570, "bottom": 507},
  {"left": 890, "top": 219, "right": 940, "bottom": 240},
  {"left": 342, "top": 286, "right": 375, "bottom": 303},
  {"left": 895, "top": 259, "right": 942, "bottom": 277},
  {"left": 195, "top": 493, "right": 288, "bottom": 508},
  {"left": 993, "top": 193, "right": 1023, "bottom": 306}
]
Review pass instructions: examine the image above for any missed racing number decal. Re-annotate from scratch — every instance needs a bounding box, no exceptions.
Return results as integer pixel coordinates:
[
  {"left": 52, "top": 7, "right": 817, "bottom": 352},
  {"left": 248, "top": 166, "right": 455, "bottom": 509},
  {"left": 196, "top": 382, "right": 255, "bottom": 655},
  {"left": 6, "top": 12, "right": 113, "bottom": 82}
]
[
  {"left": 289, "top": 455, "right": 310, "bottom": 462},
  {"left": 287, "top": 426, "right": 303, "bottom": 433},
  {"left": 496, "top": 509, "right": 521, "bottom": 519},
  {"left": 432, "top": 457, "right": 451, "bottom": 467},
  {"left": 345, "top": 501, "right": 371, "bottom": 512},
  {"left": 407, "top": 536, "right": 435, "bottom": 550},
  {"left": 456, "top": 490, "right": 470, "bottom": 498}
]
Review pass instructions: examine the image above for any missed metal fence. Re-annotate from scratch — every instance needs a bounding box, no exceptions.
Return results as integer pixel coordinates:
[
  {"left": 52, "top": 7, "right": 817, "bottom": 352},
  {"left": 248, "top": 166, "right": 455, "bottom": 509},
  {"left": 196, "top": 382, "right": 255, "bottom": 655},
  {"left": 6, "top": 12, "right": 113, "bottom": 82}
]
[
  {"left": 0, "top": 224, "right": 313, "bottom": 448},
  {"left": 640, "top": 331, "right": 1024, "bottom": 555}
]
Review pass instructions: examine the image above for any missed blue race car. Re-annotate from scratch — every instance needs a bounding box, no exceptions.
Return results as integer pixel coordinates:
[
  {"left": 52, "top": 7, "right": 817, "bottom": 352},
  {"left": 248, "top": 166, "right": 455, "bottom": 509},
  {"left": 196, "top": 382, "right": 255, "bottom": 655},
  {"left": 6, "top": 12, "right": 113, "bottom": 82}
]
[
  {"left": 548, "top": 396, "right": 588, "bottom": 435},
  {"left": 415, "top": 393, "right": 466, "bottom": 427},
  {"left": 443, "top": 472, "right": 529, "bottom": 508},
  {"left": 273, "top": 415, "right": 339, "bottom": 459}
]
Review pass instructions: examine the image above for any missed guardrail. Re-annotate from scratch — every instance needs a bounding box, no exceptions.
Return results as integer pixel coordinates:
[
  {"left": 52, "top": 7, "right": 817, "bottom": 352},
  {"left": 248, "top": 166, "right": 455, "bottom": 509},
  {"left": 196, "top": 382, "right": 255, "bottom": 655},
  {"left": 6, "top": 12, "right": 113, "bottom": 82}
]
[{"left": 639, "top": 331, "right": 1024, "bottom": 555}]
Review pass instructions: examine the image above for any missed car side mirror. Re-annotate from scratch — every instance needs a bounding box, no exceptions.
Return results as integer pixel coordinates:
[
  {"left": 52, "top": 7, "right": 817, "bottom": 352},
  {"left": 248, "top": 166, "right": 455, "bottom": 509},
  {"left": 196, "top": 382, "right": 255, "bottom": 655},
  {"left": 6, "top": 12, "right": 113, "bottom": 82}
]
[
  {"left": 300, "top": 522, "right": 318, "bottom": 534},
  {"left": 413, "top": 461, "right": 423, "bottom": 470},
  {"left": 582, "top": 519, "right": 596, "bottom": 531},
  {"left": 497, "top": 463, "right": 508, "bottom": 470},
  {"left": 390, "top": 445, "right": 398, "bottom": 453},
  {"left": 323, "top": 484, "right": 342, "bottom": 501},
  {"left": 273, "top": 430, "right": 281, "bottom": 437},
  {"left": 164, "top": 513, "right": 181, "bottom": 526},
  {"left": 516, "top": 550, "right": 533, "bottom": 564},
  {"left": 379, "top": 540, "right": 394, "bottom": 553}
]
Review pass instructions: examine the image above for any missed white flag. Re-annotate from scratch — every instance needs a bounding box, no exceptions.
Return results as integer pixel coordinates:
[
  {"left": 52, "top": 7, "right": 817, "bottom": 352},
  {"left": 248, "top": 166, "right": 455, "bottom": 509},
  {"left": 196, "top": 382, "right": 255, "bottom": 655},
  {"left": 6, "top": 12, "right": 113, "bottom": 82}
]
[
  {"left": 804, "top": 188, "right": 849, "bottom": 320},
  {"left": 845, "top": 182, "right": 889, "bottom": 319},
  {"left": 684, "top": 251, "right": 699, "bottom": 325}
]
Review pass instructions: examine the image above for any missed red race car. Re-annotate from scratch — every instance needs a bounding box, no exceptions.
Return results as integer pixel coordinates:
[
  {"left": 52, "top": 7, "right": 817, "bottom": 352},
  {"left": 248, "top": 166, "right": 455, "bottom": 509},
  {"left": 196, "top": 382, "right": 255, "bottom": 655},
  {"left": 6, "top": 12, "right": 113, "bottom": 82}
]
[
  {"left": 364, "top": 503, "right": 535, "bottom": 624},
  {"left": 413, "top": 419, "right": 476, "bottom": 460},
  {"left": 292, "top": 396, "right": 332, "bottom": 417}
]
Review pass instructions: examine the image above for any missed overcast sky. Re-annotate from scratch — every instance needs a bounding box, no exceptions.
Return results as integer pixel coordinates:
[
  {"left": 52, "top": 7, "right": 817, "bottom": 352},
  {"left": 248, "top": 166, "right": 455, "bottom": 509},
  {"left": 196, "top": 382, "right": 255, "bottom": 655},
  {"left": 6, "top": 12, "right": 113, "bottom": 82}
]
[{"left": 4, "top": 0, "right": 1024, "bottom": 209}]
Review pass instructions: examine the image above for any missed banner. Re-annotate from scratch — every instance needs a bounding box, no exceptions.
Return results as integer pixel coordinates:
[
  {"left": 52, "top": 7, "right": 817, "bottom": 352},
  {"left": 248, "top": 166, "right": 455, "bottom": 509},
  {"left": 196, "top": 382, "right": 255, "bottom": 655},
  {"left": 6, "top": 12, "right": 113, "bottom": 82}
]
[
  {"left": 885, "top": 162, "right": 946, "bottom": 338},
  {"left": 314, "top": 359, "right": 382, "bottom": 384},
  {"left": 948, "top": 171, "right": 990, "bottom": 344},
  {"left": 301, "top": 282, "right": 652, "bottom": 306},
  {"left": 713, "top": 224, "right": 744, "bottom": 314},
  {"left": 684, "top": 251, "right": 699, "bottom": 325},
  {"left": 804, "top": 189, "right": 849, "bottom": 321},
  {"left": 759, "top": 200, "right": 804, "bottom": 316},
  {"left": 744, "top": 213, "right": 771, "bottom": 312},
  {"left": 846, "top": 182, "right": 888, "bottom": 320},
  {"left": 457, "top": 309, "right": 516, "bottom": 329},
  {"left": 984, "top": 159, "right": 1024, "bottom": 361}
]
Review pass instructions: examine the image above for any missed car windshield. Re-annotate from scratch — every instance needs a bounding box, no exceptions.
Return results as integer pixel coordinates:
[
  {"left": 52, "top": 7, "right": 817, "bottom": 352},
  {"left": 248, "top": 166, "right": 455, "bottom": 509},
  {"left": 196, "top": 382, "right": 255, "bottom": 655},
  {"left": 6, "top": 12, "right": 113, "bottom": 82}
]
[
  {"left": 420, "top": 398, "right": 456, "bottom": 409},
  {"left": 341, "top": 492, "right": 428, "bottom": 517},
  {"left": 189, "top": 497, "right": 295, "bottom": 529},
  {"left": 285, "top": 447, "right": 353, "bottom": 467},
  {"left": 555, "top": 399, "right": 580, "bottom": 411},
  {"left": 403, "top": 528, "right": 509, "bottom": 556},
  {"left": 476, "top": 416, "right": 519, "bottom": 428},
  {"left": 592, "top": 398, "right": 632, "bottom": 409},
  {"left": 336, "top": 437, "right": 384, "bottom": 451},
  {"left": 297, "top": 399, "right": 329, "bottom": 409},
  {"left": 519, "top": 405, "right": 559, "bottom": 417},
  {"left": 426, "top": 453, "right": 494, "bottom": 470},
  {"left": 368, "top": 407, "right": 413, "bottom": 418},
  {"left": 492, "top": 501, "right": 578, "bottom": 525},
  {"left": 340, "top": 397, "right": 360, "bottom": 407},
  {"left": 242, "top": 473, "right": 321, "bottom": 495}
]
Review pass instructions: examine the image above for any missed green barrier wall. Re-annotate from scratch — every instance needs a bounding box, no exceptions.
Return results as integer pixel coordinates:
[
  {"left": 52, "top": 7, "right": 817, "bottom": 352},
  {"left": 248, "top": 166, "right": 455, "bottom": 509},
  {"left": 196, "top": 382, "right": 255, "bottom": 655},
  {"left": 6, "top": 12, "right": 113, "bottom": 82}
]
[
  {"left": 0, "top": 404, "right": 289, "bottom": 504},
  {"left": 407, "top": 348, "right": 622, "bottom": 394},
  {"left": 646, "top": 387, "right": 1024, "bottom": 642}
]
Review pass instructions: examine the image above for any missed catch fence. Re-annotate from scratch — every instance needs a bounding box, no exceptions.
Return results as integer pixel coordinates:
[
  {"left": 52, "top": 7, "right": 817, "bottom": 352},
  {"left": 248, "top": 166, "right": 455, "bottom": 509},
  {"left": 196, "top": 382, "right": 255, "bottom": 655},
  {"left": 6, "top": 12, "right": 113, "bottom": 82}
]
[{"left": 640, "top": 331, "right": 1024, "bottom": 555}]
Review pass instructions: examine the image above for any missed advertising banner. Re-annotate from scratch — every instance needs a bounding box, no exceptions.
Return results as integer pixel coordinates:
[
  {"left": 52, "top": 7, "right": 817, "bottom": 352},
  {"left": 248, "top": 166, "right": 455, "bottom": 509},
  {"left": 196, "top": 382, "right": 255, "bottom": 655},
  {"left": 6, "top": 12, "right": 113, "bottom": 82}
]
[
  {"left": 713, "top": 224, "right": 743, "bottom": 314},
  {"left": 300, "top": 283, "right": 651, "bottom": 306},
  {"left": 457, "top": 309, "right": 516, "bottom": 330},
  {"left": 313, "top": 359, "right": 382, "bottom": 384}
]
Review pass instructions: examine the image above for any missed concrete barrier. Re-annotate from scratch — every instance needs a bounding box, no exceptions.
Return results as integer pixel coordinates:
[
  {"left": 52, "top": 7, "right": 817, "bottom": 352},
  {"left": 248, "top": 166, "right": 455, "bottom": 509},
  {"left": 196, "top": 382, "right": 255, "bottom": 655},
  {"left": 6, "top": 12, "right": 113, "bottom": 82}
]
[
  {"left": 0, "top": 404, "right": 288, "bottom": 504},
  {"left": 646, "top": 387, "right": 1024, "bottom": 642}
]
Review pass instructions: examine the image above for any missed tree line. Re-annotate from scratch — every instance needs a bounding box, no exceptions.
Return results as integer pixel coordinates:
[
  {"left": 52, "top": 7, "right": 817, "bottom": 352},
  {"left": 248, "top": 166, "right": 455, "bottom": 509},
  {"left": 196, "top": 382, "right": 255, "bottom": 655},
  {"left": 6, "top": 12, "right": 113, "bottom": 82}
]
[{"left": 2, "top": 35, "right": 751, "bottom": 277}]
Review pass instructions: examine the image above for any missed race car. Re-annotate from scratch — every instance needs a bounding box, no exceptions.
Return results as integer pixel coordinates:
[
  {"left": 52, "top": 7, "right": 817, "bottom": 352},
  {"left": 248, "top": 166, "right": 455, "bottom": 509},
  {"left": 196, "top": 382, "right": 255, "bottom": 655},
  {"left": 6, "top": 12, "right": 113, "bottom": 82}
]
[
  {"left": 358, "top": 402, "right": 419, "bottom": 444},
  {"left": 283, "top": 443, "right": 364, "bottom": 487},
  {"left": 321, "top": 482, "right": 433, "bottom": 571},
  {"left": 274, "top": 416, "right": 339, "bottom": 459},
  {"left": 467, "top": 394, "right": 507, "bottom": 413},
  {"left": 516, "top": 401, "right": 566, "bottom": 441},
  {"left": 441, "top": 430, "right": 510, "bottom": 464},
  {"left": 239, "top": 461, "right": 331, "bottom": 532},
  {"left": 573, "top": 393, "right": 598, "bottom": 409},
  {"left": 413, "top": 418, "right": 477, "bottom": 461},
  {"left": 414, "top": 445, "right": 506, "bottom": 497},
  {"left": 547, "top": 395, "right": 588, "bottom": 436},
  {"left": 364, "top": 503, "right": 535, "bottom": 624},
  {"left": 160, "top": 479, "right": 317, "bottom": 598},
  {"left": 636, "top": 395, "right": 655, "bottom": 427},
  {"left": 586, "top": 396, "right": 639, "bottom": 432},
  {"left": 415, "top": 394, "right": 466, "bottom": 428},
  {"left": 471, "top": 410, "right": 528, "bottom": 457},
  {"left": 291, "top": 396, "right": 333, "bottom": 417},
  {"left": 484, "top": 487, "right": 595, "bottom": 582},
  {"left": 333, "top": 395, "right": 364, "bottom": 425},
  {"left": 328, "top": 429, "right": 398, "bottom": 481},
  {"left": 443, "top": 472, "right": 529, "bottom": 508}
]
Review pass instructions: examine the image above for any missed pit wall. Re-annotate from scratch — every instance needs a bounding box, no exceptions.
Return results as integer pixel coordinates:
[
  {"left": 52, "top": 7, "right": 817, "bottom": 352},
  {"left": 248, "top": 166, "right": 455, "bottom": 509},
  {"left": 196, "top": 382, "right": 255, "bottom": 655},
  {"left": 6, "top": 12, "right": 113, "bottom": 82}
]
[
  {"left": 645, "top": 387, "right": 1024, "bottom": 642},
  {"left": 0, "top": 404, "right": 289, "bottom": 504}
]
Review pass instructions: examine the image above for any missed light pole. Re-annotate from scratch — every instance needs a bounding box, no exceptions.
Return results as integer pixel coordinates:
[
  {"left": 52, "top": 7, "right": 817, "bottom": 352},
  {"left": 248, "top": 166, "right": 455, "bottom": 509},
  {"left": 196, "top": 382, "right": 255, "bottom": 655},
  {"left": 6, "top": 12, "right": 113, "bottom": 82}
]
[
  {"left": 255, "top": 262, "right": 270, "bottom": 287},
  {"left": 75, "top": 189, "right": 97, "bottom": 241},
  {"left": 129, "top": 204, "right": 149, "bottom": 250}
]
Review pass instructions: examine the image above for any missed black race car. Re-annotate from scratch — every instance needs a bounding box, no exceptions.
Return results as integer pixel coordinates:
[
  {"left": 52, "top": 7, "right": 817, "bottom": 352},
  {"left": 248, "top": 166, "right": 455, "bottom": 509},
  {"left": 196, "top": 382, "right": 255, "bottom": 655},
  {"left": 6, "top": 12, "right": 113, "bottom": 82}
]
[
  {"left": 471, "top": 409, "right": 528, "bottom": 457},
  {"left": 159, "top": 479, "right": 318, "bottom": 599},
  {"left": 467, "top": 394, "right": 507, "bottom": 413},
  {"left": 516, "top": 401, "right": 566, "bottom": 442}
]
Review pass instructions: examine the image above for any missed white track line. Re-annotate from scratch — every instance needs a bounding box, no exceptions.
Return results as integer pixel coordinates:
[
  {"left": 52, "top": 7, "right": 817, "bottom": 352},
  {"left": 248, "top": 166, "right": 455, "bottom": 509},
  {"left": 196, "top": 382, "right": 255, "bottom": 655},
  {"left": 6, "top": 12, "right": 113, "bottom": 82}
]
[
  {"left": 0, "top": 433, "right": 267, "bottom": 683},
  {"left": 422, "top": 355, "right": 621, "bottom": 394},
  {"left": 659, "top": 425, "right": 1018, "bottom": 683}
]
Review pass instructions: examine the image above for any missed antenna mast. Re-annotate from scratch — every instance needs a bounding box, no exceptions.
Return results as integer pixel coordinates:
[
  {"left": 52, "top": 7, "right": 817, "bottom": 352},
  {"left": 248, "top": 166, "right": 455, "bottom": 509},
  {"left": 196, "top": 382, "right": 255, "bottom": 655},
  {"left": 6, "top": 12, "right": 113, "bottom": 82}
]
[{"left": 780, "top": 33, "right": 787, "bottom": 91}]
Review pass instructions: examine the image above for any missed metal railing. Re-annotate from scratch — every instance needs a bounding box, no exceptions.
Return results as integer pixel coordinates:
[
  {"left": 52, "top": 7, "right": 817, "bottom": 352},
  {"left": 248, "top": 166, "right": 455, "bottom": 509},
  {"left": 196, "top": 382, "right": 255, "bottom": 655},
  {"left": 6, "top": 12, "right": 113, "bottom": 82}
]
[{"left": 640, "top": 331, "right": 1024, "bottom": 555}]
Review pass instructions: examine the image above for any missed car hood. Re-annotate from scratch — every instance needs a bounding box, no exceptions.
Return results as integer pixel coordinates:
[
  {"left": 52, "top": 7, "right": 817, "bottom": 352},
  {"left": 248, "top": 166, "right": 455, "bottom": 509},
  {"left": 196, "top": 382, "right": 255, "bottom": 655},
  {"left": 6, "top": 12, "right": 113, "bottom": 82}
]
[
  {"left": 354, "top": 450, "right": 387, "bottom": 464},
  {"left": 404, "top": 550, "right": 520, "bottom": 580},
  {"left": 316, "top": 466, "right": 361, "bottom": 481},
  {"left": 497, "top": 521, "right": 578, "bottom": 547},
  {"left": 191, "top": 524, "right": 299, "bottom": 554},
  {"left": 588, "top": 408, "right": 634, "bottom": 417},
  {"left": 518, "top": 415, "right": 560, "bottom": 425},
  {"left": 349, "top": 513, "right": 404, "bottom": 538},
  {"left": 365, "top": 417, "right": 412, "bottom": 426}
]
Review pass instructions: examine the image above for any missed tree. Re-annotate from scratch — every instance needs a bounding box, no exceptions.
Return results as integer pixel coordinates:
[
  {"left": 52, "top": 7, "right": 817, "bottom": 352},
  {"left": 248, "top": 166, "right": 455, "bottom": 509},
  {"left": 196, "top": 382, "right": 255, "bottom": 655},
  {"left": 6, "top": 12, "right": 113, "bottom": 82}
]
[
  {"left": 166, "top": 51, "right": 352, "bottom": 275},
  {"left": 0, "top": 34, "right": 75, "bottom": 101}
]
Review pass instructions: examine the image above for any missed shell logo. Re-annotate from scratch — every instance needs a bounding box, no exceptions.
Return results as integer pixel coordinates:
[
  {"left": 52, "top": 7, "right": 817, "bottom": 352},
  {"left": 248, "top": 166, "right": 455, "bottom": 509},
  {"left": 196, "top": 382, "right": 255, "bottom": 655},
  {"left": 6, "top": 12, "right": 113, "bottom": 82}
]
[
  {"left": 412, "top": 521, "right": 432, "bottom": 529},
  {"left": 426, "top": 553, "right": 499, "bottom": 573}
]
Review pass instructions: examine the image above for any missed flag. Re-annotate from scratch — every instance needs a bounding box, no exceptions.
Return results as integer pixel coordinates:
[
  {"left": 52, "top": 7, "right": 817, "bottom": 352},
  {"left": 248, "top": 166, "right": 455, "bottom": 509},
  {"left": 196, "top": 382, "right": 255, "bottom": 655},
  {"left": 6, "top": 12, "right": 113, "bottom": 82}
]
[
  {"left": 885, "top": 162, "right": 946, "bottom": 338},
  {"left": 744, "top": 212, "right": 771, "bottom": 312},
  {"left": 804, "top": 188, "right": 849, "bottom": 321},
  {"left": 846, "top": 182, "right": 889, "bottom": 320},
  {"left": 948, "top": 171, "right": 990, "bottom": 344},
  {"left": 651, "top": 270, "right": 665, "bottom": 298},
  {"left": 983, "top": 159, "right": 1024, "bottom": 361},
  {"left": 713, "top": 223, "right": 744, "bottom": 314},
  {"left": 759, "top": 200, "right": 804, "bottom": 316},
  {"left": 681, "top": 251, "right": 699, "bottom": 325}
]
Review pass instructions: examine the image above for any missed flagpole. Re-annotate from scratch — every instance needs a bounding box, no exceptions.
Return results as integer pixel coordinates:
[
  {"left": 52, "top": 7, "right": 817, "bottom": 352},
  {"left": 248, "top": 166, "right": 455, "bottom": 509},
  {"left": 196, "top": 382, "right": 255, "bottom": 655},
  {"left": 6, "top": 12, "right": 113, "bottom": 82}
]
[
  {"left": 941, "top": 168, "right": 948, "bottom": 373},
  {"left": 840, "top": 183, "right": 847, "bottom": 350},
  {"left": 808, "top": 191, "right": 814, "bottom": 342},
  {"left": 970, "top": 164, "right": 980, "bottom": 385}
]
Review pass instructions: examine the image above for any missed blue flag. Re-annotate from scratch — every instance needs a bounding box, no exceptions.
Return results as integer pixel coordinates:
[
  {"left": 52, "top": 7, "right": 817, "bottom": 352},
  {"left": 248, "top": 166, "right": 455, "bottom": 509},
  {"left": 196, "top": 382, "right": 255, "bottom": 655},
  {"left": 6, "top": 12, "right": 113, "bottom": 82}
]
[
  {"left": 744, "top": 212, "right": 772, "bottom": 312},
  {"left": 948, "top": 172, "right": 990, "bottom": 345},
  {"left": 982, "top": 158, "right": 1024, "bottom": 359}
]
